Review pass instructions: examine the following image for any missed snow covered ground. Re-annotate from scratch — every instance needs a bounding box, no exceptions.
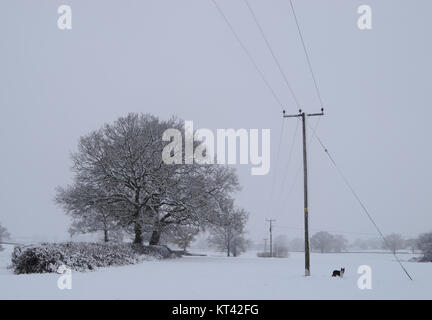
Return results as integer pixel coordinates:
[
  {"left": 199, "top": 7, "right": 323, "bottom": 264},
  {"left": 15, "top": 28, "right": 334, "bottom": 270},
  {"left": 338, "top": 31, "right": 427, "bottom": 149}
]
[{"left": 0, "top": 244, "right": 431, "bottom": 299}]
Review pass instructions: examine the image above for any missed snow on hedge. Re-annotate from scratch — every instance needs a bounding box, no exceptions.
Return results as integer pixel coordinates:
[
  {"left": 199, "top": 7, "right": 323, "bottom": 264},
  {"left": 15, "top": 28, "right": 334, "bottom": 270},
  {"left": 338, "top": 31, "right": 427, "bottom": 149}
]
[{"left": 11, "top": 242, "right": 177, "bottom": 274}]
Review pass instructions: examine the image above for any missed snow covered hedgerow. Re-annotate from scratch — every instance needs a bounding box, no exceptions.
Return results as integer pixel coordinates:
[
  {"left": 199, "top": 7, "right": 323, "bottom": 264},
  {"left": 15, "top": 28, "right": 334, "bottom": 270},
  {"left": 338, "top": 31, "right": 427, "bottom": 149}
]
[{"left": 11, "top": 242, "right": 167, "bottom": 274}]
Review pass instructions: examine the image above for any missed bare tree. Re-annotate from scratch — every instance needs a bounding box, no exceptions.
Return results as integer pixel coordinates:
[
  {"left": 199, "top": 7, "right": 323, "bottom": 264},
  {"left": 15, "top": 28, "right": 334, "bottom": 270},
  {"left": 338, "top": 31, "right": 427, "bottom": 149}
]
[
  {"left": 207, "top": 200, "right": 248, "bottom": 257},
  {"left": 417, "top": 232, "right": 432, "bottom": 261},
  {"left": 147, "top": 165, "right": 240, "bottom": 245},
  {"left": 310, "top": 232, "right": 348, "bottom": 253},
  {"left": 332, "top": 235, "right": 348, "bottom": 253},
  {"left": 230, "top": 235, "right": 250, "bottom": 257},
  {"left": 68, "top": 211, "right": 125, "bottom": 243},
  {"left": 382, "top": 233, "right": 405, "bottom": 254},
  {"left": 56, "top": 113, "right": 241, "bottom": 246},
  {"left": 56, "top": 114, "right": 172, "bottom": 244},
  {"left": 0, "top": 223, "right": 10, "bottom": 251},
  {"left": 165, "top": 225, "right": 200, "bottom": 251},
  {"left": 311, "top": 231, "right": 334, "bottom": 253},
  {"left": 56, "top": 183, "right": 124, "bottom": 242},
  {"left": 405, "top": 238, "right": 419, "bottom": 254}
]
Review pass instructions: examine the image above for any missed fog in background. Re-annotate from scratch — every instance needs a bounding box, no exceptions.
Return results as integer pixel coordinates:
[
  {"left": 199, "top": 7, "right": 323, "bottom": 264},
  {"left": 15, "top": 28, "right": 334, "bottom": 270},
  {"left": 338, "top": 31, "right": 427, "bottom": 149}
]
[{"left": 0, "top": 0, "right": 431, "bottom": 244}]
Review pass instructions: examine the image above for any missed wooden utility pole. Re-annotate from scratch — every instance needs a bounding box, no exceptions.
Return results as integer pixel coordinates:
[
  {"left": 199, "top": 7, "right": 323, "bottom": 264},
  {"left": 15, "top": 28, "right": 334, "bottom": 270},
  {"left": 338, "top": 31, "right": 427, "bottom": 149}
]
[
  {"left": 263, "top": 238, "right": 268, "bottom": 253},
  {"left": 266, "top": 219, "right": 275, "bottom": 257},
  {"left": 283, "top": 108, "right": 324, "bottom": 276}
]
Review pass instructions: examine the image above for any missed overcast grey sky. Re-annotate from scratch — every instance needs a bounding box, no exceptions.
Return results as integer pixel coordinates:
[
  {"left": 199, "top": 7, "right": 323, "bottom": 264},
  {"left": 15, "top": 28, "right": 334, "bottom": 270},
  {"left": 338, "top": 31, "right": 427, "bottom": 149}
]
[{"left": 0, "top": 0, "right": 431, "bottom": 243}]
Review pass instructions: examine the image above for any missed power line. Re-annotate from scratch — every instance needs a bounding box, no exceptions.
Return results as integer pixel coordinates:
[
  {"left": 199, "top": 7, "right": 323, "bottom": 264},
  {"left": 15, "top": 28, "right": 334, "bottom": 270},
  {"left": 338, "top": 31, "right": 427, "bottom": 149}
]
[
  {"left": 274, "top": 118, "right": 299, "bottom": 204},
  {"left": 244, "top": 0, "right": 300, "bottom": 107},
  {"left": 211, "top": 0, "right": 412, "bottom": 282},
  {"left": 276, "top": 117, "right": 321, "bottom": 211},
  {"left": 289, "top": 0, "right": 324, "bottom": 108},
  {"left": 241, "top": 0, "right": 309, "bottom": 205},
  {"left": 269, "top": 118, "right": 286, "bottom": 201},
  {"left": 210, "top": 0, "right": 302, "bottom": 208},
  {"left": 210, "top": 0, "right": 286, "bottom": 110},
  {"left": 311, "top": 131, "right": 413, "bottom": 281}
]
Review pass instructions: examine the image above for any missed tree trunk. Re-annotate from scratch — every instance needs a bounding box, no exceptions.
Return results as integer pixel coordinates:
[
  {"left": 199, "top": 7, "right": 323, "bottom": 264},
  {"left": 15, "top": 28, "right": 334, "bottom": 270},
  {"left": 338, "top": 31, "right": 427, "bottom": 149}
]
[
  {"left": 104, "top": 229, "right": 109, "bottom": 243},
  {"left": 133, "top": 191, "right": 143, "bottom": 245},
  {"left": 149, "top": 230, "right": 161, "bottom": 245},
  {"left": 134, "top": 221, "right": 143, "bottom": 245}
]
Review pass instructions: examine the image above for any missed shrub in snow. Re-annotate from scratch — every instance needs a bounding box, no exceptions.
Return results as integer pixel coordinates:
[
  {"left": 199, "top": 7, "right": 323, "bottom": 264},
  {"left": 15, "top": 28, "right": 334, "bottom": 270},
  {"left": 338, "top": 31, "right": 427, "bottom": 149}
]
[
  {"left": 11, "top": 242, "right": 169, "bottom": 274},
  {"left": 131, "top": 244, "right": 182, "bottom": 259},
  {"left": 257, "top": 252, "right": 272, "bottom": 258},
  {"left": 256, "top": 251, "right": 288, "bottom": 258}
]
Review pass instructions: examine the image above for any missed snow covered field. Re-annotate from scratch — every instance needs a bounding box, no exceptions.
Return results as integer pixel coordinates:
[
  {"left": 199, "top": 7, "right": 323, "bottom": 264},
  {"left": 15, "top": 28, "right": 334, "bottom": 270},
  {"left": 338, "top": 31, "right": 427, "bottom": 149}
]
[{"left": 0, "top": 244, "right": 431, "bottom": 300}]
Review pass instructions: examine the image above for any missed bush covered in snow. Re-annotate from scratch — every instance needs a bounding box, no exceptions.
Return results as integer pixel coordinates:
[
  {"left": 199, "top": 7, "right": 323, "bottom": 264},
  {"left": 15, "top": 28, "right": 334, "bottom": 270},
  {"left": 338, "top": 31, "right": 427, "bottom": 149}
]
[
  {"left": 11, "top": 242, "right": 172, "bottom": 274},
  {"left": 256, "top": 252, "right": 272, "bottom": 258},
  {"left": 131, "top": 244, "right": 182, "bottom": 259}
]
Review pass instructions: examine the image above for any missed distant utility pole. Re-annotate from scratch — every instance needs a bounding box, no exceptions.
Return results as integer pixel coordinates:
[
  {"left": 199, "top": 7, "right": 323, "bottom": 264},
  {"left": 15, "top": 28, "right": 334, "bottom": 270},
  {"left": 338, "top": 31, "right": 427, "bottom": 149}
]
[
  {"left": 266, "top": 219, "right": 275, "bottom": 257},
  {"left": 263, "top": 238, "right": 268, "bottom": 253},
  {"left": 283, "top": 108, "right": 324, "bottom": 276}
]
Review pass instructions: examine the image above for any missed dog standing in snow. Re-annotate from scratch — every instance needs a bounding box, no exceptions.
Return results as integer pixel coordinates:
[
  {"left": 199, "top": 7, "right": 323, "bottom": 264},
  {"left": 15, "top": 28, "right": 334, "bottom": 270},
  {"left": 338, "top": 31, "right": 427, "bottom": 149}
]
[{"left": 332, "top": 268, "right": 345, "bottom": 278}]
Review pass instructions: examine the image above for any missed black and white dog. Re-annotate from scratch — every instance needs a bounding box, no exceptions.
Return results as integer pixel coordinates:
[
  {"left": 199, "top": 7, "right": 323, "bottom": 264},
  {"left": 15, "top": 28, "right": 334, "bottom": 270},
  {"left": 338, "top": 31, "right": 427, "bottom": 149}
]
[{"left": 332, "top": 268, "right": 345, "bottom": 278}]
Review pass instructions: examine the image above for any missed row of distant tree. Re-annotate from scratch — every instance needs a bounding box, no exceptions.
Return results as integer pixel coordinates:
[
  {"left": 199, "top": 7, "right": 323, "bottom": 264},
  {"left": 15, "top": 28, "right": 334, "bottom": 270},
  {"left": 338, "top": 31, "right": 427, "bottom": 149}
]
[
  {"left": 3, "top": 218, "right": 432, "bottom": 260},
  {"left": 253, "top": 231, "right": 432, "bottom": 261}
]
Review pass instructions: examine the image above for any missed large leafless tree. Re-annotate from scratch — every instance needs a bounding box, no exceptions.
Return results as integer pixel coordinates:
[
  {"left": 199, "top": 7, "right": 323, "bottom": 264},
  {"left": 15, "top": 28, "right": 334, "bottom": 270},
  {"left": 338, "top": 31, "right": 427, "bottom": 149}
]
[{"left": 56, "top": 113, "right": 240, "bottom": 245}]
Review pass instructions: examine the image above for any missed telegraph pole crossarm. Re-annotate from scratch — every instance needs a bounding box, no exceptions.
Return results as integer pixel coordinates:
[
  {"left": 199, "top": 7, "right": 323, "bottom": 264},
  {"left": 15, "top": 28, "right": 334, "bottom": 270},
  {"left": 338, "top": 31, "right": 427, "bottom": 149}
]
[
  {"left": 282, "top": 108, "right": 324, "bottom": 276},
  {"left": 307, "top": 111, "right": 325, "bottom": 117}
]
